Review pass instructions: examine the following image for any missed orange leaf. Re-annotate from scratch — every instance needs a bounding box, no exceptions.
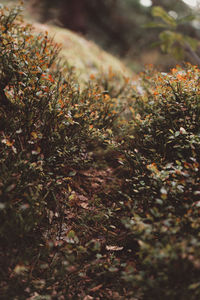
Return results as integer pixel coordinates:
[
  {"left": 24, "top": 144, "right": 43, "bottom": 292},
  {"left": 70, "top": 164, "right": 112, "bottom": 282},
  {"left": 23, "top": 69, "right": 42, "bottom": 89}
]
[{"left": 31, "top": 132, "right": 38, "bottom": 139}]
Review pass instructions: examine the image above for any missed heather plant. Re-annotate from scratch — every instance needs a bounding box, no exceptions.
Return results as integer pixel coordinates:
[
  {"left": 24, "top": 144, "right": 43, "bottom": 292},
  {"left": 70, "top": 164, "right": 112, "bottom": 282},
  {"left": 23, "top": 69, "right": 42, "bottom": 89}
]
[
  {"left": 117, "top": 64, "right": 200, "bottom": 299},
  {"left": 0, "top": 4, "right": 124, "bottom": 298},
  {"left": 2, "top": 3, "right": 200, "bottom": 300}
]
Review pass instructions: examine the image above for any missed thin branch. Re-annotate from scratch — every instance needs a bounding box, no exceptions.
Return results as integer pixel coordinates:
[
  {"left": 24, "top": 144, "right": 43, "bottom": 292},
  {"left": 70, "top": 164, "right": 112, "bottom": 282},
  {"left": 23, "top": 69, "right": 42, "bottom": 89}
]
[{"left": 184, "top": 42, "right": 200, "bottom": 66}]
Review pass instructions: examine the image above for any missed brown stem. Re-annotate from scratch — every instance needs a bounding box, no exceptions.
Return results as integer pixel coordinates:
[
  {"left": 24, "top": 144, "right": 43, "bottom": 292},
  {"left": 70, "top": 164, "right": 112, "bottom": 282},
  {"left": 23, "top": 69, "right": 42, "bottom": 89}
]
[
  {"left": 0, "top": 89, "right": 10, "bottom": 106},
  {"left": 184, "top": 42, "right": 200, "bottom": 66}
]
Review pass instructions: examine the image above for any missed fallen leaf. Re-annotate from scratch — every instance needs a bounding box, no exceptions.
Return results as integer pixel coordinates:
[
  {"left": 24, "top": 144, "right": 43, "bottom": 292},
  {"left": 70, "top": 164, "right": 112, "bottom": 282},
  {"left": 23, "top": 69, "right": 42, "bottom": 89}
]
[
  {"left": 83, "top": 296, "right": 94, "bottom": 300},
  {"left": 106, "top": 245, "right": 123, "bottom": 251},
  {"left": 80, "top": 202, "right": 89, "bottom": 209},
  {"left": 90, "top": 284, "right": 103, "bottom": 292}
]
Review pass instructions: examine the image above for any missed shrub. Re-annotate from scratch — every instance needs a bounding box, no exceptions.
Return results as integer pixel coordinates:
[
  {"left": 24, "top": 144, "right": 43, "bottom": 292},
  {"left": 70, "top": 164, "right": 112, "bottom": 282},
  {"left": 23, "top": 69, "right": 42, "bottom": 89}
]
[
  {"left": 0, "top": 4, "right": 124, "bottom": 298},
  {"left": 118, "top": 64, "right": 200, "bottom": 299},
  {"left": 2, "top": 4, "right": 200, "bottom": 300}
]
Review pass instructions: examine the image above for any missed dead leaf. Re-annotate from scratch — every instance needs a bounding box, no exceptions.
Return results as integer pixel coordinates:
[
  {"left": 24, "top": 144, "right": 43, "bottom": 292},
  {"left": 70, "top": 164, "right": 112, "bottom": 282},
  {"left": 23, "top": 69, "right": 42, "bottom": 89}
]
[
  {"left": 106, "top": 245, "right": 123, "bottom": 251},
  {"left": 83, "top": 296, "right": 94, "bottom": 300},
  {"left": 78, "top": 195, "right": 88, "bottom": 201},
  {"left": 90, "top": 284, "right": 103, "bottom": 292},
  {"left": 80, "top": 202, "right": 89, "bottom": 209}
]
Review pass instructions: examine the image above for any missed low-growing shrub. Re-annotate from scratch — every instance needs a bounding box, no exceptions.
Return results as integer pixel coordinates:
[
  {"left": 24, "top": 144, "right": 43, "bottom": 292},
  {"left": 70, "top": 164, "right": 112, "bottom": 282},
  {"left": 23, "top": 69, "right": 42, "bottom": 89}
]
[
  {"left": 0, "top": 4, "right": 125, "bottom": 298},
  {"left": 1, "top": 4, "right": 200, "bottom": 300},
  {"left": 118, "top": 65, "right": 200, "bottom": 299}
]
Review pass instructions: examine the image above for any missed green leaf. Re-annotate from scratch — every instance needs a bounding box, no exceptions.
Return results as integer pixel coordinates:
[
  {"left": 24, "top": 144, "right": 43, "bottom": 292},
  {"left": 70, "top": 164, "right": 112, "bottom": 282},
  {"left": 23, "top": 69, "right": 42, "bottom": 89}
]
[
  {"left": 177, "top": 15, "right": 196, "bottom": 24},
  {"left": 159, "top": 30, "right": 184, "bottom": 54},
  {"left": 189, "top": 282, "right": 200, "bottom": 290},
  {"left": 143, "top": 22, "right": 169, "bottom": 29},
  {"left": 152, "top": 6, "right": 177, "bottom": 28},
  {"left": 69, "top": 170, "right": 77, "bottom": 176},
  {"left": 171, "top": 45, "right": 184, "bottom": 60},
  {"left": 185, "top": 36, "right": 199, "bottom": 51}
]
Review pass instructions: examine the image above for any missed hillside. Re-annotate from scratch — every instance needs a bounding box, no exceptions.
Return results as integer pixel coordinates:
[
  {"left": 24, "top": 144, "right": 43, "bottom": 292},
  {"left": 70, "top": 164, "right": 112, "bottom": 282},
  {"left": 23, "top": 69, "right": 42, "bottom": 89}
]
[{"left": 30, "top": 23, "right": 133, "bottom": 84}]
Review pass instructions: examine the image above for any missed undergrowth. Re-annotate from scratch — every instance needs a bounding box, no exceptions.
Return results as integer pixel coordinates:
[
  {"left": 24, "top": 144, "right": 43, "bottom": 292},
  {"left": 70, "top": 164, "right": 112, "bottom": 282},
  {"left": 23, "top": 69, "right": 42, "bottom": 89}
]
[{"left": 1, "top": 4, "right": 200, "bottom": 300}]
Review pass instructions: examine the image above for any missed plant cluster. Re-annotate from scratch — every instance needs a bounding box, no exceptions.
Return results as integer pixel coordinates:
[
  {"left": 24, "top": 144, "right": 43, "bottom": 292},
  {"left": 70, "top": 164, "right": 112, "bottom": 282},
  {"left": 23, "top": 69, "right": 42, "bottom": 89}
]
[
  {"left": 148, "top": 6, "right": 200, "bottom": 64},
  {"left": 1, "top": 4, "right": 200, "bottom": 300},
  {"left": 0, "top": 4, "right": 126, "bottom": 299},
  {"left": 117, "top": 64, "right": 200, "bottom": 299}
]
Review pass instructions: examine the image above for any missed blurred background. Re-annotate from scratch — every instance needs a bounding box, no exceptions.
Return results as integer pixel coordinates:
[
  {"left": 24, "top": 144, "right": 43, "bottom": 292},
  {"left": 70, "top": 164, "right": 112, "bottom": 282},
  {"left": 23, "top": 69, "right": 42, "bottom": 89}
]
[{"left": 2, "top": 0, "right": 200, "bottom": 71}]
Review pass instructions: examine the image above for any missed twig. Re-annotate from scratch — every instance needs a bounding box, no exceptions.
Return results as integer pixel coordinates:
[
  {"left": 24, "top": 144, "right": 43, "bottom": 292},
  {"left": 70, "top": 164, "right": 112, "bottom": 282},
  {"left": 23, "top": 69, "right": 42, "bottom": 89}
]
[{"left": 184, "top": 42, "right": 200, "bottom": 66}]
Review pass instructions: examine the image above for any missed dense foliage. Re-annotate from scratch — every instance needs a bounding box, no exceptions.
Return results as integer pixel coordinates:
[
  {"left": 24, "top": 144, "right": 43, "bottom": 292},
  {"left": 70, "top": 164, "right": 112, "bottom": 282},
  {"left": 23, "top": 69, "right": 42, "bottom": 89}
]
[
  {"left": 118, "top": 65, "right": 200, "bottom": 299},
  {"left": 0, "top": 5, "right": 126, "bottom": 298},
  {"left": 1, "top": 4, "right": 200, "bottom": 299}
]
